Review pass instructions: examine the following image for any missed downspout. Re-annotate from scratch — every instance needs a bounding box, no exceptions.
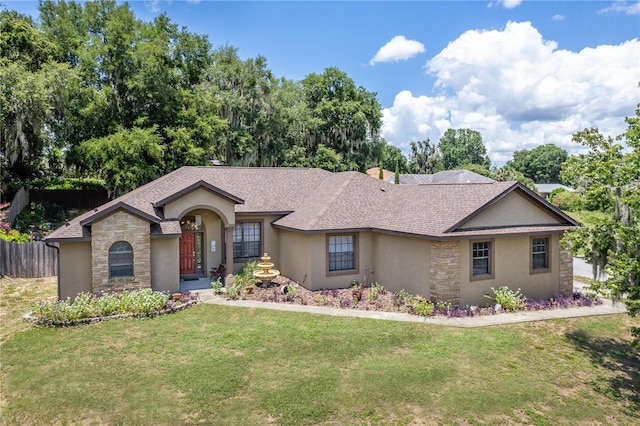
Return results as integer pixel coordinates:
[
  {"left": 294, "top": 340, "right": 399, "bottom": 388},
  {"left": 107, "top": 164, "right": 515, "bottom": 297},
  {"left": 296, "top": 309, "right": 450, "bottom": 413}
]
[{"left": 45, "top": 241, "right": 60, "bottom": 301}]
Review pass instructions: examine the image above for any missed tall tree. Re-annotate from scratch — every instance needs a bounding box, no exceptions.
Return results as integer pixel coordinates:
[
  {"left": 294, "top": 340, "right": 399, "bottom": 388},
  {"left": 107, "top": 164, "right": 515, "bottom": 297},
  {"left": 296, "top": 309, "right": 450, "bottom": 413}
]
[
  {"left": 507, "top": 144, "right": 568, "bottom": 183},
  {"left": 438, "top": 128, "right": 491, "bottom": 170},
  {"left": 75, "top": 126, "right": 164, "bottom": 197},
  {"left": 0, "top": 10, "right": 77, "bottom": 187},
  {"left": 201, "top": 46, "right": 279, "bottom": 166},
  {"left": 561, "top": 106, "right": 640, "bottom": 347},
  {"left": 378, "top": 140, "right": 408, "bottom": 173},
  {"left": 407, "top": 139, "right": 442, "bottom": 174},
  {"left": 0, "top": 9, "right": 57, "bottom": 70},
  {"left": 301, "top": 67, "right": 382, "bottom": 171},
  {"left": 39, "top": 0, "right": 216, "bottom": 180}
]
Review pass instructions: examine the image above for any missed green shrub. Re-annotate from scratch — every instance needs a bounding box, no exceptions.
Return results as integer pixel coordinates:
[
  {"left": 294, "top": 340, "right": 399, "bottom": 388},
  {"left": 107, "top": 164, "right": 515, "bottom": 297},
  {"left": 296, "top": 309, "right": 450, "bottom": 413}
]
[
  {"left": 485, "top": 286, "right": 526, "bottom": 312},
  {"left": 29, "top": 178, "right": 107, "bottom": 191},
  {"left": 393, "top": 289, "right": 413, "bottom": 306},
  {"left": 211, "top": 278, "right": 223, "bottom": 294},
  {"left": 0, "top": 229, "right": 32, "bottom": 242},
  {"left": 225, "top": 286, "right": 239, "bottom": 300},
  {"left": 233, "top": 261, "right": 258, "bottom": 287},
  {"left": 549, "top": 189, "right": 584, "bottom": 212},
  {"left": 412, "top": 296, "right": 434, "bottom": 316},
  {"left": 30, "top": 290, "right": 171, "bottom": 323}
]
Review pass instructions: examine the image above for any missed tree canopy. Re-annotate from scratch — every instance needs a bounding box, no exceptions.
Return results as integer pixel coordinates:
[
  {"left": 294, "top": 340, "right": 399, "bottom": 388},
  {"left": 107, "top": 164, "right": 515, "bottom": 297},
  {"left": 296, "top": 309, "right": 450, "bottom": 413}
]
[
  {"left": 506, "top": 144, "right": 568, "bottom": 184},
  {"left": 438, "top": 128, "right": 491, "bottom": 171},
  {"left": 561, "top": 105, "right": 640, "bottom": 346},
  {"left": 407, "top": 139, "right": 442, "bottom": 174},
  {"left": 0, "top": 1, "right": 385, "bottom": 198}
]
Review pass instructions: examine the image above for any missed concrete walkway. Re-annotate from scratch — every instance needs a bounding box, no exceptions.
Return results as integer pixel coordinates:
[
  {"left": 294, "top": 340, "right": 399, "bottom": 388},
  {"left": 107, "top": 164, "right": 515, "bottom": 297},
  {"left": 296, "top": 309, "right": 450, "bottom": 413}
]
[{"left": 192, "top": 287, "right": 627, "bottom": 328}]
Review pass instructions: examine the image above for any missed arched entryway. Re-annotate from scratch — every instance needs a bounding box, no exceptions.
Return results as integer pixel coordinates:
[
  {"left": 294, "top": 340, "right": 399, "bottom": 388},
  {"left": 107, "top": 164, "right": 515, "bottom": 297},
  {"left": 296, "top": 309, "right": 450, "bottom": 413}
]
[{"left": 177, "top": 207, "right": 234, "bottom": 285}]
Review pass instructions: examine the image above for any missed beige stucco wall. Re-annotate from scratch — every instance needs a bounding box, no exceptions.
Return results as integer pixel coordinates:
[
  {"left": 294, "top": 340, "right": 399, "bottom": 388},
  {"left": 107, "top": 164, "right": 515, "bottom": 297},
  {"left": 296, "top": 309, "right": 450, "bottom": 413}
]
[
  {"left": 372, "top": 233, "right": 431, "bottom": 297},
  {"left": 58, "top": 241, "right": 92, "bottom": 300},
  {"left": 151, "top": 237, "right": 179, "bottom": 293},
  {"left": 164, "top": 187, "right": 236, "bottom": 226},
  {"left": 91, "top": 210, "right": 151, "bottom": 294},
  {"left": 459, "top": 234, "right": 562, "bottom": 306},
  {"left": 278, "top": 229, "right": 310, "bottom": 285},
  {"left": 278, "top": 231, "right": 377, "bottom": 291},
  {"left": 461, "top": 191, "right": 563, "bottom": 229}
]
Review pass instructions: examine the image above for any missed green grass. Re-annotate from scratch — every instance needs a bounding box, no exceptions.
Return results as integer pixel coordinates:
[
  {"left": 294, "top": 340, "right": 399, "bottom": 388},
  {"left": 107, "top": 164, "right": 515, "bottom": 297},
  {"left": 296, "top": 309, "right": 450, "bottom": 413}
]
[{"left": 1, "top": 278, "right": 639, "bottom": 425}]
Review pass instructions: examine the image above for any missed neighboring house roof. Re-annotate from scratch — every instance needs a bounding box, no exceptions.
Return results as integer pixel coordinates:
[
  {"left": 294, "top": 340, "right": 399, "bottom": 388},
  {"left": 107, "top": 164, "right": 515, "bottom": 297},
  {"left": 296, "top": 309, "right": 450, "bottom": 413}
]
[
  {"left": 46, "top": 166, "right": 577, "bottom": 242},
  {"left": 388, "top": 170, "right": 495, "bottom": 185},
  {"left": 366, "top": 167, "right": 394, "bottom": 182},
  {"left": 535, "top": 183, "right": 574, "bottom": 194}
]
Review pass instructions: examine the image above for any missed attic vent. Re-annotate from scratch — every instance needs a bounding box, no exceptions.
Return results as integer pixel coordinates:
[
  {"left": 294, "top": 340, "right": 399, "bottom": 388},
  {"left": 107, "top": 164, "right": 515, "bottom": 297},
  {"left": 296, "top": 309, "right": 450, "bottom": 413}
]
[{"left": 380, "top": 187, "right": 386, "bottom": 192}]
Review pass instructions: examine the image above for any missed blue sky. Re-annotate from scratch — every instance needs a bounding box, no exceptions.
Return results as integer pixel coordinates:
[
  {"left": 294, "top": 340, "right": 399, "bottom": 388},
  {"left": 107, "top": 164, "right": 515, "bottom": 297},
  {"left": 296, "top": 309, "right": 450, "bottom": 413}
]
[{"left": 5, "top": 0, "right": 640, "bottom": 164}]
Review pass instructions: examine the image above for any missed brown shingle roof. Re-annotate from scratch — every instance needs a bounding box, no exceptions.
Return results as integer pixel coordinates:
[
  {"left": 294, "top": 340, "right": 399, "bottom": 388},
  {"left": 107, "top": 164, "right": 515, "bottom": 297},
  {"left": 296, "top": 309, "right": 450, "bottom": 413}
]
[{"left": 46, "top": 166, "right": 577, "bottom": 242}]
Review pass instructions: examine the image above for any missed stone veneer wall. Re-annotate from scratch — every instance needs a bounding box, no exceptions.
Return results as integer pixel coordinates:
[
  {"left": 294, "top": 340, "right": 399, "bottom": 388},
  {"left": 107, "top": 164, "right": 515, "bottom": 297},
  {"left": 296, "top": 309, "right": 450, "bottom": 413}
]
[
  {"left": 558, "top": 246, "right": 573, "bottom": 296},
  {"left": 429, "top": 240, "right": 461, "bottom": 305},
  {"left": 91, "top": 210, "right": 151, "bottom": 295}
]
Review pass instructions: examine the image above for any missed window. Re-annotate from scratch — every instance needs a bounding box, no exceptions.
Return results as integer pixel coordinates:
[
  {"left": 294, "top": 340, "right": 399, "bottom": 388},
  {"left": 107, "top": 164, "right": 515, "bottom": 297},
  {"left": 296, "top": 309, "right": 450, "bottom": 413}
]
[
  {"left": 328, "top": 234, "right": 356, "bottom": 273},
  {"left": 109, "top": 241, "right": 134, "bottom": 278},
  {"left": 531, "top": 237, "right": 550, "bottom": 272},
  {"left": 471, "top": 240, "right": 493, "bottom": 278},
  {"left": 233, "top": 222, "right": 261, "bottom": 259}
]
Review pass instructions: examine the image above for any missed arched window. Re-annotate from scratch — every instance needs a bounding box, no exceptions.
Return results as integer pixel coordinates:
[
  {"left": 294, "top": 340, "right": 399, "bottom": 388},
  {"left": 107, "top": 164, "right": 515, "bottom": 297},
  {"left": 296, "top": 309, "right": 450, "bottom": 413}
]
[{"left": 109, "top": 241, "right": 134, "bottom": 278}]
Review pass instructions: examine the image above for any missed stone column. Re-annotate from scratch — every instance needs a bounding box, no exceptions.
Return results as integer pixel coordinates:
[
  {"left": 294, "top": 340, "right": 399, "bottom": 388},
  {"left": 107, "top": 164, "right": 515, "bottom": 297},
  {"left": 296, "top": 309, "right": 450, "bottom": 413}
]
[
  {"left": 225, "top": 225, "right": 234, "bottom": 277},
  {"left": 558, "top": 247, "right": 574, "bottom": 296},
  {"left": 429, "top": 240, "right": 461, "bottom": 305}
]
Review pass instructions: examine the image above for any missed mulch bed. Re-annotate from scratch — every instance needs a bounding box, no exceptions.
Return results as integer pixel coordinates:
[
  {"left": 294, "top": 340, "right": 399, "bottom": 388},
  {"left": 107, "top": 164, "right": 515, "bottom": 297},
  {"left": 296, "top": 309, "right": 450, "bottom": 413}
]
[{"left": 222, "top": 277, "right": 603, "bottom": 318}]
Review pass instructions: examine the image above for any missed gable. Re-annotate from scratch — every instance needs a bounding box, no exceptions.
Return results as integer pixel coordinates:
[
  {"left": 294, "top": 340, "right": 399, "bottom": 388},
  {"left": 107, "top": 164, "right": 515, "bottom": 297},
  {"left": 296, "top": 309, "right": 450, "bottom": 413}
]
[
  {"left": 163, "top": 187, "right": 237, "bottom": 226},
  {"left": 456, "top": 190, "right": 565, "bottom": 230},
  {"left": 79, "top": 201, "right": 160, "bottom": 226}
]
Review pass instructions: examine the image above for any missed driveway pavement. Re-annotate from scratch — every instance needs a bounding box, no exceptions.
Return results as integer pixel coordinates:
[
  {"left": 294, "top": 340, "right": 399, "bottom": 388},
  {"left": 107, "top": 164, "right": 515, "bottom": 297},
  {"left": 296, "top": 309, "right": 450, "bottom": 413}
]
[
  {"left": 573, "top": 256, "right": 608, "bottom": 292},
  {"left": 573, "top": 256, "right": 608, "bottom": 280}
]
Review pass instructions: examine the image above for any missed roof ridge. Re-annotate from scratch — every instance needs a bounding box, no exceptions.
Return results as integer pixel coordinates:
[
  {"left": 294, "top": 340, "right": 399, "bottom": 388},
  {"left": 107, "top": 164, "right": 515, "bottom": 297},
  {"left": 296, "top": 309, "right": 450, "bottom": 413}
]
[{"left": 305, "top": 173, "right": 357, "bottom": 228}]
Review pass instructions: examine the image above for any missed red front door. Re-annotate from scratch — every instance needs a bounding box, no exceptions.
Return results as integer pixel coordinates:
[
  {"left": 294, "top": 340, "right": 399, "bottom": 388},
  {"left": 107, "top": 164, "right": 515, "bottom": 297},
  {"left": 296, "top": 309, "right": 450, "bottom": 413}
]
[{"left": 179, "top": 233, "right": 196, "bottom": 274}]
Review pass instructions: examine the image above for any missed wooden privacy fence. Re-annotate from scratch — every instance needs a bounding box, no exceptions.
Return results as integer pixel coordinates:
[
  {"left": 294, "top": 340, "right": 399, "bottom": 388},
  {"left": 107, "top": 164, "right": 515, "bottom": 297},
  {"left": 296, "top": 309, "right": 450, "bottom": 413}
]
[
  {"left": 0, "top": 240, "right": 58, "bottom": 278},
  {"left": 30, "top": 189, "right": 109, "bottom": 210}
]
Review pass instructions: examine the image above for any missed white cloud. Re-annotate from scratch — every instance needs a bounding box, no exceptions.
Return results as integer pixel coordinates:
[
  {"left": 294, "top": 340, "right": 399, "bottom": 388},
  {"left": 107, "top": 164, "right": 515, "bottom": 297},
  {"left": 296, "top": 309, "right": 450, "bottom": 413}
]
[
  {"left": 145, "top": 1, "right": 161, "bottom": 13},
  {"left": 381, "top": 21, "right": 640, "bottom": 165},
  {"left": 552, "top": 14, "right": 565, "bottom": 21},
  {"left": 187, "top": 0, "right": 201, "bottom": 4},
  {"left": 369, "top": 36, "right": 426, "bottom": 65},
  {"left": 488, "top": 0, "right": 523, "bottom": 9},
  {"left": 598, "top": 1, "right": 640, "bottom": 15}
]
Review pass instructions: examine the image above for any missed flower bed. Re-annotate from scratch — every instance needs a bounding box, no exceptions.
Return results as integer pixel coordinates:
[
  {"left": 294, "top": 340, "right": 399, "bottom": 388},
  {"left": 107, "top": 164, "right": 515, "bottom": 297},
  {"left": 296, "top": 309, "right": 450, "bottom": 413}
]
[
  {"left": 227, "top": 277, "right": 602, "bottom": 318},
  {"left": 25, "top": 290, "right": 199, "bottom": 327}
]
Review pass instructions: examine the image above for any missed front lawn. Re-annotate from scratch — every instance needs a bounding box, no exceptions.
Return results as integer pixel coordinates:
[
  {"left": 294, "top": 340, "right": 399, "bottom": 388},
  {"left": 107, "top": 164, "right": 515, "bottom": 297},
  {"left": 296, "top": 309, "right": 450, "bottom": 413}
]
[{"left": 1, "top": 278, "right": 638, "bottom": 425}]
